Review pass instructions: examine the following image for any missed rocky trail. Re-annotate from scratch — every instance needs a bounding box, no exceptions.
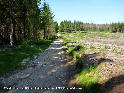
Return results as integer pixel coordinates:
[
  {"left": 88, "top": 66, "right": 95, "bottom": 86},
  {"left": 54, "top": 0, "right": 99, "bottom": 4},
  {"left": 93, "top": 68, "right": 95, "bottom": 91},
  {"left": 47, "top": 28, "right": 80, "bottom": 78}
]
[
  {"left": 1, "top": 37, "right": 124, "bottom": 93},
  {"left": 0, "top": 39, "right": 80, "bottom": 93}
]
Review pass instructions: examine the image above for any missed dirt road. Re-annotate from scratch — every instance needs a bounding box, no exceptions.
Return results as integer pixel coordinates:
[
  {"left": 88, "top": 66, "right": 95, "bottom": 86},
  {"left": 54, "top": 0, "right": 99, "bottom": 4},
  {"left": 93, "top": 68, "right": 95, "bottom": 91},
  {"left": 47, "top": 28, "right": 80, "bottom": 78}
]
[{"left": 1, "top": 39, "right": 79, "bottom": 93}]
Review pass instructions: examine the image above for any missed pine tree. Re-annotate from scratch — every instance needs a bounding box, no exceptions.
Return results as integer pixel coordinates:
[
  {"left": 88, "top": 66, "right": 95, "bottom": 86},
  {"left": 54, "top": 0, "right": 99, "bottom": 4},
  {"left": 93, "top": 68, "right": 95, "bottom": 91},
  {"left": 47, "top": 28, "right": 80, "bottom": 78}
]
[{"left": 40, "top": 2, "right": 54, "bottom": 39}]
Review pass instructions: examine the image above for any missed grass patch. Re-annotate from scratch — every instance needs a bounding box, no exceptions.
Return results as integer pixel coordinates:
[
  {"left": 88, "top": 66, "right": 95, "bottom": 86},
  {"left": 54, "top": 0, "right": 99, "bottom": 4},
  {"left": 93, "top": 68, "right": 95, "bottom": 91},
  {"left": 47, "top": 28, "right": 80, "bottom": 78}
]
[
  {"left": 104, "top": 45, "right": 111, "bottom": 49},
  {"left": 77, "top": 65, "right": 101, "bottom": 93},
  {"left": 112, "top": 48, "right": 118, "bottom": 53},
  {"left": 0, "top": 39, "right": 53, "bottom": 75},
  {"left": 67, "top": 45, "right": 86, "bottom": 60},
  {"left": 67, "top": 45, "right": 82, "bottom": 55},
  {"left": 90, "top": 45, "right": 96, "bottom": 49}
]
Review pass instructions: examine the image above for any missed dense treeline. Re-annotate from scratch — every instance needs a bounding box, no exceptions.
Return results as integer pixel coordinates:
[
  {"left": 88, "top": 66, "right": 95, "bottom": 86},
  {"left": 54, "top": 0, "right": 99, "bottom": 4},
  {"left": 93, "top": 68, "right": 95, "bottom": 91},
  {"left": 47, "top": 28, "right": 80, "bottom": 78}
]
[
  {"left": 83, "top": 23, "right": 109, "bottom": 31},
  {"left": 109, "top": 23, "right": 124, "bottom": 33},
  {"left": 59, "top": 20, "right": 83, "bottom": 32},
  {"left": 59, "top": 20, "right": 110, "bottom": 32},
  {"left": 59, "top": 20, "right": 124, "bottom": 33},
  {"left": 0, "top": 0, "right": 58, "bottom": 46}
]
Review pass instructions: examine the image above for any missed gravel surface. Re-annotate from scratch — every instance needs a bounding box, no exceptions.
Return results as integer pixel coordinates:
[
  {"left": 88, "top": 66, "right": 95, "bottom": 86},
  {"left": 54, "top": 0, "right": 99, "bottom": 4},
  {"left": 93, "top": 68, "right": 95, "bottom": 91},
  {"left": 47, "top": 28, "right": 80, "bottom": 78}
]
[{"left": 1, "top": 39, "right": 78, "bottom": 93}]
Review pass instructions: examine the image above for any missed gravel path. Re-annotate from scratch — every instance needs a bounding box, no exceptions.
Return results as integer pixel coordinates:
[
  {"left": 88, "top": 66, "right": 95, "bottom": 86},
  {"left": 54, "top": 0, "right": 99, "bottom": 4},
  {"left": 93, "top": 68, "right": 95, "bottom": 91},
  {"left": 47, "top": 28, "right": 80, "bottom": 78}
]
[{"left": 1, "top": 39, "right": 77, "bottom": 93}]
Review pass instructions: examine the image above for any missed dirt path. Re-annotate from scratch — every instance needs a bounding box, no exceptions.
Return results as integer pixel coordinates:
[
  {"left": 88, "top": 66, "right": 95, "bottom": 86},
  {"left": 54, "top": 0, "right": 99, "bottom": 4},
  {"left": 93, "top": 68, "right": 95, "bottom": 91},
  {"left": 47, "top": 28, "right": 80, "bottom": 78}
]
[{"left": 1, "top": 39, "right": 79, "bottom": 93}]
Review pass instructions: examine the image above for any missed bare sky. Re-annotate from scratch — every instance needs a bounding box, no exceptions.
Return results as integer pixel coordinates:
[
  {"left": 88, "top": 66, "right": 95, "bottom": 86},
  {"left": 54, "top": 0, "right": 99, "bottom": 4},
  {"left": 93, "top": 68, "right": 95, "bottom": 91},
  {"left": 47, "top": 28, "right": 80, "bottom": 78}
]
[{"left": 41, "top": 0, "right": 124, "bottom": 24}]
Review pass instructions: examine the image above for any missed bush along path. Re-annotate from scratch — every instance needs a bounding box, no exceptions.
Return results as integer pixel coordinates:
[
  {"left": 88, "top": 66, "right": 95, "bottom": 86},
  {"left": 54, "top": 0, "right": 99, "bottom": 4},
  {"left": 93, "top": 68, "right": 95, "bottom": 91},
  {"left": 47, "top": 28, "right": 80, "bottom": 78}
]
[
  {"left": 0, "top": 39, "right": 81, "bottom": 93},
  {"left": 0, "top": 40, "right": 53, "bottom": 75}
]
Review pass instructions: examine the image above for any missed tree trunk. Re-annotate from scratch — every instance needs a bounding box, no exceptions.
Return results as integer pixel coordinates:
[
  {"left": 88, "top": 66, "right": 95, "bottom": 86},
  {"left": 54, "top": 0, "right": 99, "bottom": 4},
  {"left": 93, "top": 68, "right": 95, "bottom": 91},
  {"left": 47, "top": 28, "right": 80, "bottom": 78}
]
[
  {"left": 44, "top": 26, "right": 46, "bottom": 39},
  {"left": 13, "top": 21, "right": 16, "bottom": 45},
  {"left": 23, "top": 5, "right": 27, "bottom": 39},
  {"left": 10, "top": 18, "right": 14, "bottom": 47},
  {"left": 9, "top": 0, "right": 14, "bottom": 47}
]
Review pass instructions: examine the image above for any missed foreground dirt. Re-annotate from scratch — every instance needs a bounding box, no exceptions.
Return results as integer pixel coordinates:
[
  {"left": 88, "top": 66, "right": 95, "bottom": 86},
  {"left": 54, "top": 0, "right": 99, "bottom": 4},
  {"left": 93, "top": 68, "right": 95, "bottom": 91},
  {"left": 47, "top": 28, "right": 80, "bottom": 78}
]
[
  {"left": 0, "top": 39, "right": 81, "bottom": 93},
  {"left": 83, "top": 52, "right": 124, "bottom": 93},
  {"left": 83, "top": 33, "right": 124, "bottom": 49}
]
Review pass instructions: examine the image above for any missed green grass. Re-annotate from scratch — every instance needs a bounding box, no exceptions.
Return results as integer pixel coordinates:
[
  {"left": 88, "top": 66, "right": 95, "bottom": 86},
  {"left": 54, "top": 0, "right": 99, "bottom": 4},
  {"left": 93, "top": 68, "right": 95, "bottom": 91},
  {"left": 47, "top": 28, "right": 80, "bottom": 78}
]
[
  {"left": 0, "top": 39, "right": 53, "bottom": 75},
  {"left": 61, "top": 30, "right": 111, "bottom": 45},
  {"left": 104, "top": 45, "right": 111, "bottom": 49},
  {"left": 67, "top": 47, "right": 75, "bottom": 54},
  {"left": 72, "top": 30, "right": 110, "bottom": 38},
  {"left": 67, "top": 45, "right": 86, "bottom": 60},
  {"left": 77, "top": 65, "right": 101, "bottom": 93},
  {"left": 90, "top": 45, "right": 96, "bottom": 49},
  {"left": 112, "top": 48, "right": 118, "bottom": 53}
]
